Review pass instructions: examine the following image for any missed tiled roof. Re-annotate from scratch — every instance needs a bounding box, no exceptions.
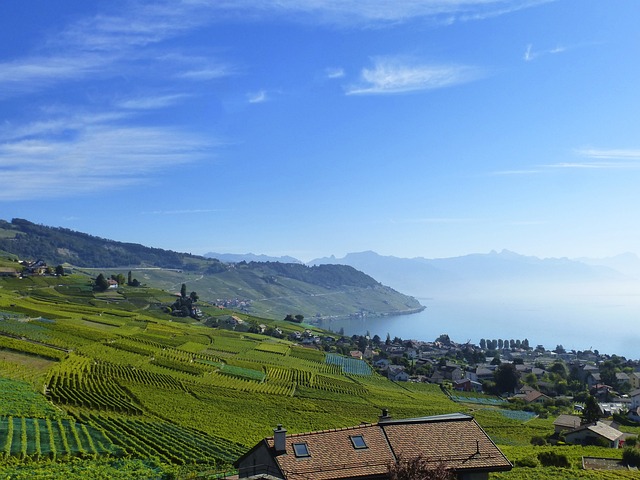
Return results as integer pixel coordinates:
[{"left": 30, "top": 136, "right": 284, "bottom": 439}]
[
  {"left": 553, "top": 414, "right": 581, "bottom": 429},
  {"left": 567, "top": 421, "right": 624, "bottom": 442},
  {"left": 265, "top": 424, "right": 393, "bottom": 480},
  {"left": 381, "top": 415, "right": 512, "bottom": 472},
  {"left": 253, "top": 413, "right": 511, "bottom": 479}
]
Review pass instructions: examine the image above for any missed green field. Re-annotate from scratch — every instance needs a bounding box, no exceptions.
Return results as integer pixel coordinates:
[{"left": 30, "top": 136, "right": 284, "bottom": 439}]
[{"left": 0, "top": 271, "right": 635, "bottom": 479}]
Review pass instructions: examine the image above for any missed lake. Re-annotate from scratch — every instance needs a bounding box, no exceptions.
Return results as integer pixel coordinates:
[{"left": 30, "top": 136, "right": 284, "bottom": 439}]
[{"left": 322, "top": 290, "right": 640, "bottom": 360}]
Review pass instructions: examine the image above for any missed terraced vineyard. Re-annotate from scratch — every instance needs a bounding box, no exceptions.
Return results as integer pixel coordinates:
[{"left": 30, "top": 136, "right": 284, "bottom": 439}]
[{"left": 0, "top": 272, "right": 633, "bottom": 478}]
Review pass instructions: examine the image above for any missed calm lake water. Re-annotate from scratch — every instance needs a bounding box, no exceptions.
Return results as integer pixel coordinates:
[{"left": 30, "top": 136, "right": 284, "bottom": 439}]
[{"left": 321, "top": 291, "right": 640, "bottom": 360}]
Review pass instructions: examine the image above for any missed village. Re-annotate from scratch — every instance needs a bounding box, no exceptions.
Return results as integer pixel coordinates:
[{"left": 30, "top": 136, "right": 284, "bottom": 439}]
[{"left": 276, "top": 327, "right": 640, "bottom": 453}]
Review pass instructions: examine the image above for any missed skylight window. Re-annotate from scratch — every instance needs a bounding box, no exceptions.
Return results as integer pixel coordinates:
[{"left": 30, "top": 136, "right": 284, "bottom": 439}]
[
  {"left": 350, "top": 435, "right": 367, "bottom": 449},
  {"left": 293, "top": 443, "right": 310, "bottom": 457}
]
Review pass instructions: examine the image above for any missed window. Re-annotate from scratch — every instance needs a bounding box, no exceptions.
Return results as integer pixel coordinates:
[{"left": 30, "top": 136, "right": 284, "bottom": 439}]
[
  {"left": 293, "top": 443, "right": 310, "bottom": 457},
  {"left": 350, "top": 435, "right": 367, "bottom": 449}
]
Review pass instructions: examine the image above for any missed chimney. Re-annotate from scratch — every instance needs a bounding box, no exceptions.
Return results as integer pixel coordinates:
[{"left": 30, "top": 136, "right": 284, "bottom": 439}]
[
  {"left": 273, "top": 424, "right": 287, "bottom": 454},
  {"left": 378, "top": 409, "right": 392, "bottom": 423}
]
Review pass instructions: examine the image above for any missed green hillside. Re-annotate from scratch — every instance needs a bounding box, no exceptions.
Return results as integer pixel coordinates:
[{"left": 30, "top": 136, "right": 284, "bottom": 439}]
[
  {"left": 0, "top": 218, "right": 423, "bottom": 320},
  {"left": 0, "top": 269, "right": 637, "bottom": 478}
]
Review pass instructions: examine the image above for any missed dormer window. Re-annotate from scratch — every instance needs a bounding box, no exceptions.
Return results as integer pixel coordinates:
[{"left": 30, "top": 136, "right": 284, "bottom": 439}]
[
  {"left": 350, "top": 435, "right": 367, "bottom": 449},
  {"left": 293, "top": 442, "right": 310, "bottom": 457}
]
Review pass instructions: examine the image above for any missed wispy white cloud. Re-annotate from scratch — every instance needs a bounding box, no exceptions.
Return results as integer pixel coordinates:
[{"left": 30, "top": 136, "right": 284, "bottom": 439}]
[
  {"left": 491, "top": 169, "right": 543, "bottom": 176},
  {"left": 178, "top": 66, "right": 235, "bottom": 80},
  {"left": 392, "top": 217, "right": 481, "bottom": 224},
  {"left": 326, "top": 67, "right": 345, "bottom": 79},
  {"left": 490, "top": 148, "right": 640, "bottom": 176},
  {"left": 116, "top": 94, "right": 191, "bottom": 110},
  {"left": 141, "top": 209, "right": 222, "bottom": 215},
  {"left": 576, "top": 148, "right": 640, "bottom": 160},
  {"left": 247, "top": 90, "right": 268, "bottom": 103},
  {"left": 523, "top": 42, "right": 589, "bottom": 62},
  {"left": 0, "top": 114, "right": 216, "bottom": 201},
  {"left": 346, "top": 56, "right": 482, "bottom": 95},
  {"left": 197, "top": 0, "right": 555, "bottom": 26}
]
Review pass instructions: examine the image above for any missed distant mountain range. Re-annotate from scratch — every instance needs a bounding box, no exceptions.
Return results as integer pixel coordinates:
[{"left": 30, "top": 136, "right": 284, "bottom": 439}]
[
  {"left": 205, "top": 252, "right": 301, "bottom": 264},
  {"left": 198, "top": 248, "right": 640, "bottom": 300},
  {"left": 309, "top": 250, "right": 639, "bottom": 298}
]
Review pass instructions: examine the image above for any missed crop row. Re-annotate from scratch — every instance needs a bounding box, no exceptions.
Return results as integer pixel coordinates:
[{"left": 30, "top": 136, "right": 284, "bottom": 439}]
[
  {"left": 80, "top": 413, "right": 246, "bottom": 466},
  {"left": 265, "top": 366, "right": 313, "bottom": 386},
  {"left": 254, "top": 342, "right": 290, "bottom": 355},
  {"left": 219, "top": 363, "right": 265, "bottom": 382},
  {"left": 116, "top": 335, "right": 223, "bottom": 365},
  {"left": 43, "top": 319, "right": 118, "bottom": 343},
  {"left": 151, "top": 356, "right": 209, "bottom": 376},
  {"left": 313, "top": 374, "right": 368, "bottom": 396},
  {"left": 0, "top": 334, "right": 68, "bottom": 361},
  {"left": 289, "top": 346, "right": 326, "bottom": 363},
  {"left": 0, "top": 377, "right": 61, "bottom": 418},
  {"left": 236, "top": 349, "right": 342, "bottom": 374},
  {"left": 325, "top": 353, "right": 372, "bottom": 376},
  {"left": 90, "top": 361, "right": 186, "bottom": 390},
  {"left": 192, "top": 373, "right": 294, "bottom": 396},
  {"left": 46, "top": 372, "right": 143, "bottom": 414},
  {"left": 0, "top": 415, "right": 115, "bottom": 460}
]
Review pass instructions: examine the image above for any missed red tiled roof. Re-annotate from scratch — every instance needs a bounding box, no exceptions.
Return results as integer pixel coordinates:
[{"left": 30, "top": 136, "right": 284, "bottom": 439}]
[
  {"left": 382, "top": 416, "right": 511, "bottom": 472},
  {"left": 265, "top": 424, "right": 393, "bottom": 480},
  {"left": 245, "top": 413, "right": 511, "bottom": 479}
]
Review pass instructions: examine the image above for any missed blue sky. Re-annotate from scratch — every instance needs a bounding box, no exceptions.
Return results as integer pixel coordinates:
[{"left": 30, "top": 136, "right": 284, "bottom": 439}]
[{"left": 2, "top": 1, "right": 640, "bottom": 262}]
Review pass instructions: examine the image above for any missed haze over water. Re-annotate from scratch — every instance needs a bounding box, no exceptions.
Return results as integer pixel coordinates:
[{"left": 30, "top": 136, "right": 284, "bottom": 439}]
[{"left": 326, "top": 288, "right": 640, "bottom": 360}]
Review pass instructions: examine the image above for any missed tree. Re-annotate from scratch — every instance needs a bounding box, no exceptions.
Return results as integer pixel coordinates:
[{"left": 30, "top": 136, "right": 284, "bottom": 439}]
[
  {"left": 180, "top": 283, "right": 187, "bottom": 298},
  {"left": 55, "top": 265, "right": 65, "bottom": 276},
  {"left": 548, "top": 361, "right": 568, "bottom": 380},
  {"left": 189, "top": 291, "right": 199, "bottom": 303},
  {"left": 294, "top": 314, "right": 304, "bottom": 323},
  {"left": 582, "top": 395, "right": 601, "bottom": 424},
  {"left": 357, "top": 336, "right": 368, "bottom": 353},
  {"left": 388, "top": 456, "right": 453, "bottom": 480},
  {"left": 94, "top": 273, "right": 109, "bottom": 292},
  {"left": 494, "top": 363, "right": 519, "bottom": 394},
  {"left": 479, "top": 338, "right": 486, "bottom": 350}
]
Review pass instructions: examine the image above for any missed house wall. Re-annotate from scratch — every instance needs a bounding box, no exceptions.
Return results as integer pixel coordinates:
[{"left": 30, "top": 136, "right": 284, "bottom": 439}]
[
  {"left": 459, "top": 472, "right": 489, "bottom": 480},
  {"left": 565, "top": 431, "right": 618, "bottom": 448},
  {"left": 237, "top": 444, "right": 283, "bottom": 479}
]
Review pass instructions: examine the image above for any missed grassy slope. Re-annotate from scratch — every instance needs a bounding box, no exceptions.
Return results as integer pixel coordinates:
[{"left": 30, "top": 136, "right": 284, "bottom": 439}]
[
  {"left": 0, "top": 217, "right": 423, "bottom": 320},
  {"left": 0, "top": 272, "right": 633, "bottom": 479}
]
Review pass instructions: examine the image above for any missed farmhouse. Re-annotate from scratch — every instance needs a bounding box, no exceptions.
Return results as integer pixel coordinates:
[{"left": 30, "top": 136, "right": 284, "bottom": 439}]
[
  {"left": 565, "top": 421, "right": 624, "bottom": 448},
  {"left": 387, "top": 365, "right": 409, "bottom": 382},
  {"left": 234, "top": 411, "right": 512, "bottom": 479},
  {"left": 553, "top": 414, "right": 582, "bottom": 434}
]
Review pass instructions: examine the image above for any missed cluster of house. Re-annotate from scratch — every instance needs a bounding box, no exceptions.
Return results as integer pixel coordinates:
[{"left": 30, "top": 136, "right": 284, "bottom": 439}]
[
  {"left": 215, "top": 297, "right": 252, "bottom": 311},
  {"left": 0, "top": 259, "right": 49, "bottom": 277}
]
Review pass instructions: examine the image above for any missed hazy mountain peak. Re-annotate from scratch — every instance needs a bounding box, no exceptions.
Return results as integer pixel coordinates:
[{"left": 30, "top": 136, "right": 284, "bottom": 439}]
[{"left": 204, "top": 252, "right": 301, "bottom": 264}]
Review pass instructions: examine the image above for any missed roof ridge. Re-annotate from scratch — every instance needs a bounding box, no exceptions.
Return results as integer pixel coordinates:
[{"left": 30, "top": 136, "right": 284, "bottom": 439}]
[{"left": 272, "top": 422, "right": 375, "bottom": 439}]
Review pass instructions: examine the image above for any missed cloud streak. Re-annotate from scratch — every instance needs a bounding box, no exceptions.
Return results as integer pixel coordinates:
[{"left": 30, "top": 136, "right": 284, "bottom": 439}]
[
  {"left": 346, "top": 57, "right": 482, "bottom": 95},
  {"left": 0, "top": 113, "right": 215, "bottom": 201},
  {"left": 490, "top": 148, "right": 640, "bottom": 176},
  {"left": 198, "top": 0, "right": 555, "bottom": 26}
]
